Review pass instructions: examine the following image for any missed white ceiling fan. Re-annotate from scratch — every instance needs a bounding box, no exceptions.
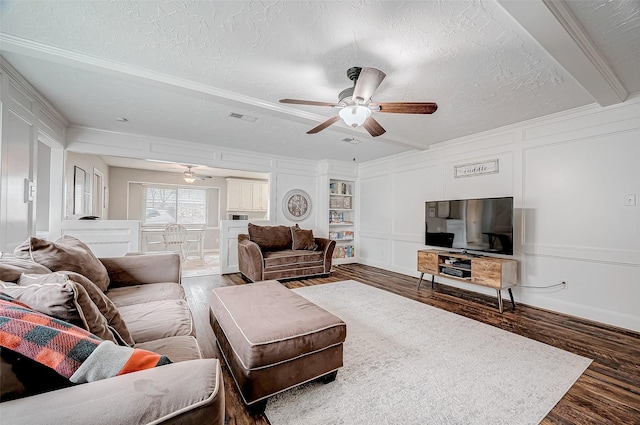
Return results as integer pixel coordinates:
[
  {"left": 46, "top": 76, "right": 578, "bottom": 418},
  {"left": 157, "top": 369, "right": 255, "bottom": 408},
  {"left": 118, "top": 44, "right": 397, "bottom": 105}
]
[{"left": 182, "top": 165, "right": 212, "bottom": 183}]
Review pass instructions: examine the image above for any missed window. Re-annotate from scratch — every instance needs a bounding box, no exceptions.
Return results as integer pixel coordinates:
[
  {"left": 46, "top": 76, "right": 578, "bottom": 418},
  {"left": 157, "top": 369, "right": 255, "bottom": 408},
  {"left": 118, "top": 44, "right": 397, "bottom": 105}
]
[{"left": 143, "top": 185, "right": 207, "bottom": 226}]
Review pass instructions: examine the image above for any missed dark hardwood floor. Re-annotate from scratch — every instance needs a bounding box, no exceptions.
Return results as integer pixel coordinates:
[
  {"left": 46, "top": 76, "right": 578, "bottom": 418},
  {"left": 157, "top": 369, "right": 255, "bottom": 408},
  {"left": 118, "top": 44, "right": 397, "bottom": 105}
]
[{"left": 182, "top": 264, "right": 640, "bottom": 425}]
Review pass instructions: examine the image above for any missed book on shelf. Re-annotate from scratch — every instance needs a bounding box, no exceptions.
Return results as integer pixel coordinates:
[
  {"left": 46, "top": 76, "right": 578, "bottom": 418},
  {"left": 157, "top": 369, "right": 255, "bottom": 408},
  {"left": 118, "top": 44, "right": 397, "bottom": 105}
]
[
  {"left": 330, "top": 198, "right": 342, "bottom": 208},
  {"left": 329, "top": 230, "right": 355, "bottom": 240},
  {"left": 332, "top": 244, "right": 355, "bottom": 259},
  {"left": 330, "top": 181, "right": 351, "bottom": 195},
  {"left": 329, "top": 211, "right": 349, "bottom": 223}
]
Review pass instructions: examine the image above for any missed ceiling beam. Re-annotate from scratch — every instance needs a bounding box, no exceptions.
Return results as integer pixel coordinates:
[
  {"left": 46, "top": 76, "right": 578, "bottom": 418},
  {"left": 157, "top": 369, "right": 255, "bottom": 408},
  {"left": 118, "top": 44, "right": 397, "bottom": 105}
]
[
  {"left": 496, "top": 0, "right": 627, "bottom": 106},
  {"left": 0, "top": 33, "right": 426, "bottom": 150}
]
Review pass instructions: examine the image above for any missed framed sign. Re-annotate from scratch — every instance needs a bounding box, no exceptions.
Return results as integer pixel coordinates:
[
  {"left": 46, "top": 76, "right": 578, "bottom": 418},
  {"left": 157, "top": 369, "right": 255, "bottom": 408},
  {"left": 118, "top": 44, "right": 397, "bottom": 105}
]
[
  {"left": 283, "top": 189, "right": 311, "bottom": 221},
  {"left": 73, "top": 166, "right": 90, "bottom": 215},
  {"left": 454, "top": 159, "right": 499, "bottom": 178}
]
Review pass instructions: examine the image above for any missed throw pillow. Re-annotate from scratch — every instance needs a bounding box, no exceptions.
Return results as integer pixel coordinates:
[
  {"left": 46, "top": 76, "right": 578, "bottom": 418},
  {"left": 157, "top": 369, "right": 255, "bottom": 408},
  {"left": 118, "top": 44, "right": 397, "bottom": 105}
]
[
  {"left": 0, "top": 294, "right": 171, "bottom": 385},
  {"left": 0, "top": 253, "right": 51, "bottom": 283},
  {"left": 19, "top": 272, "right": 134, "bottom": 346},
  {"left": 291, "top": 224, "right": 318, "bottom": 250},
  {"left": 248, "top": 223, "right": 293, "bottom": 251},
  {"left": 13, "top": 236, "right": 110, "bottom": 291},
  {"left": 0, "top": 279, "right": 119, "bottom": 345}
]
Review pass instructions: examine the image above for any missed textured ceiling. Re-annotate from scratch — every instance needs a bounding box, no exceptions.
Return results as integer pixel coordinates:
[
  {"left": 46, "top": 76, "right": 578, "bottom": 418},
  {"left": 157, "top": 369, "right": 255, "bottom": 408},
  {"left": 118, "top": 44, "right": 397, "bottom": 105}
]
[{"left": 1, "top": 0, "right": 639, "bottom": 163}]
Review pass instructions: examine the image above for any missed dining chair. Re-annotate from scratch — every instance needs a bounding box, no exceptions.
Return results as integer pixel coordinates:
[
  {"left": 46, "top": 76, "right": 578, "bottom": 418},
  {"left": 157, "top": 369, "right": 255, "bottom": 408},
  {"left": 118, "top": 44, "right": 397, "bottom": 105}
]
[{"left": 163, "top": 223, "right": 188, "bottom": 259}]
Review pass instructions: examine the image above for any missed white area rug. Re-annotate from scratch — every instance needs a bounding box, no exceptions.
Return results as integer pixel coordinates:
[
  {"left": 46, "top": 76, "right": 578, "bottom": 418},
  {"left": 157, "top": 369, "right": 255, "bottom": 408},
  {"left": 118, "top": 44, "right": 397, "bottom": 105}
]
[{"left": 265, "top": 280, "right": 591, "bottom": 425}]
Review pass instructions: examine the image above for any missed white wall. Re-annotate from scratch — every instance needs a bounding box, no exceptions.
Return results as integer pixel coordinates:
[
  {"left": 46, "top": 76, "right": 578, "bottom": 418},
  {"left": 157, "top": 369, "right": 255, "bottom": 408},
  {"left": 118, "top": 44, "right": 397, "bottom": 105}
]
[
  {"left": 65, "top": 151, "right": 109, "bottom": 220},
  {"left": 358, "top": 95, "right": 640, "bottom": 332},
  {"left": 65, "top": 127, "right": 329, "bottom": 237},
  {"left": 0, "top": 58, "right": 66, "bottom": 251}
]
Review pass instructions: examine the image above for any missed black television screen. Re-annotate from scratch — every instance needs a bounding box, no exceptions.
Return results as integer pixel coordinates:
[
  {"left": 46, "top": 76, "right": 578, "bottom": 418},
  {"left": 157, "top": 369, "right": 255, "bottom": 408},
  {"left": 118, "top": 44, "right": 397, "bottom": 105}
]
[{"left": 425, "top": 197, "right": 513, "bottom": 255}]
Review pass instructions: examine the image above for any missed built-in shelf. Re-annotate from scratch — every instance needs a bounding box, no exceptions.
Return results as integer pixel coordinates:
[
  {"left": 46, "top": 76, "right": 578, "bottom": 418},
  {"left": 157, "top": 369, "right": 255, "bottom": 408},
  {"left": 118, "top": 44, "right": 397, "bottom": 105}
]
[{"left": 329, "top": 179, "right": 356, "bottom": 263}]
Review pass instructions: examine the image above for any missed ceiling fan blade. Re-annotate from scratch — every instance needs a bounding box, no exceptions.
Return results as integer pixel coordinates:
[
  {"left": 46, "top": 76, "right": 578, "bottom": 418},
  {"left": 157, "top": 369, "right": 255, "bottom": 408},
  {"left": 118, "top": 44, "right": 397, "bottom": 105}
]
[
  {"left": 307, "top": 115, "right": 341, "bottom": 134},
  {"left": 280, "top": 98, "right": 339, "bottom": 107},
  {"left": 362, "top": 116, "right": 386, "bottom": 137},
  {"left": 352, "top": 67, "right": 386, "bottom": 103},
  {"left": 372, "top": 102, "right": 438, "bottom": 114}
]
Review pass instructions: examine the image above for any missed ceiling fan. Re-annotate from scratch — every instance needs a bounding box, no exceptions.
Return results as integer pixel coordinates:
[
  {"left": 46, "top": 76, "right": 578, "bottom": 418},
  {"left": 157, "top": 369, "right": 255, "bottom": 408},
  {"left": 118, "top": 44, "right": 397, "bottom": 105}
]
[
  {"left": 280, "top": 67, "right": 437, "bottom": 137},
  {"left": 182, "top": 165, "right": 212, "bottom": 183}
]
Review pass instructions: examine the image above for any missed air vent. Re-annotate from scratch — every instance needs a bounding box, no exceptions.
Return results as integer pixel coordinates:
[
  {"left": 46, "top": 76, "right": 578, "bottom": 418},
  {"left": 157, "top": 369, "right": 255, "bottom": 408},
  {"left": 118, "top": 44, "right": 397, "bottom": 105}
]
[
  {"left": 228, "top": 112, "right": 257, "bottom": 122},
  {"left": 341, "top": 137, "right": 362, "bottom": 144}
]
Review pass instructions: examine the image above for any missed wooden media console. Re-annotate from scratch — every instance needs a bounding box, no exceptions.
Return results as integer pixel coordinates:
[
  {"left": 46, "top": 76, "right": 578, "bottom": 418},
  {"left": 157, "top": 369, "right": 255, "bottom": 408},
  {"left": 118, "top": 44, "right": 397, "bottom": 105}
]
[{"left": 417, "top": 249, "right": 517, "bottom": 313}]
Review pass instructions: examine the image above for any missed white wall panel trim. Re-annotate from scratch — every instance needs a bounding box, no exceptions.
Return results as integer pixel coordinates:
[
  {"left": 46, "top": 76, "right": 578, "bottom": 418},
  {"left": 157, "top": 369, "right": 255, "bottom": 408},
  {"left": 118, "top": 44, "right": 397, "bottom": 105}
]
[
  {"left": 358, "top": 232, "right": 390, "bottom": 240},
  {"left": 523, "top": 100, "right": 640, "bottom": 142},
  {"left": 0, "top": 57, "right": 68, "bottom": 126},
  {"left": 522, "top": 245, "right": 640, "bottom": 266},
  {"left": 391, "top": 233, "right": 423, "bottom": 243},
  {"left": 274, "top": 159, "right": 320, "bottom": 175},
  {"left": 517, "top": 290, "right": 640, "bottom": 332}
]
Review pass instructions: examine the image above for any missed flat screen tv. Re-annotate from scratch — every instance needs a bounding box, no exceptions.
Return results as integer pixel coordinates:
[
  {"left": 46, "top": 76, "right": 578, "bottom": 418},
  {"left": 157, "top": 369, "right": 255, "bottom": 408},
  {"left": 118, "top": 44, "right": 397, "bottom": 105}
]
[{"left": 425, "top": 196, "right": 513, "bottom": 255}]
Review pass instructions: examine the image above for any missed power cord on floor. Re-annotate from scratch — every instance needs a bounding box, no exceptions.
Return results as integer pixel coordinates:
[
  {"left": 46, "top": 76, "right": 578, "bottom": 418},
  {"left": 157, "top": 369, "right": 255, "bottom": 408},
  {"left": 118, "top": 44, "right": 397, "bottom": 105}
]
[{"left": 519, "top": 281, "right": 567, "bottom": 289}]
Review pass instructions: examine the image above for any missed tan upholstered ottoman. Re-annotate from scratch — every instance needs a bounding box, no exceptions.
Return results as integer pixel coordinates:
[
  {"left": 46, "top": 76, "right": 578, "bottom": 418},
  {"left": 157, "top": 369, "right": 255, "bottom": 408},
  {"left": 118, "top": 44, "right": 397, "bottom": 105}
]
[{"left": 209, "top": 280, "right": 346, "bottom": 410}]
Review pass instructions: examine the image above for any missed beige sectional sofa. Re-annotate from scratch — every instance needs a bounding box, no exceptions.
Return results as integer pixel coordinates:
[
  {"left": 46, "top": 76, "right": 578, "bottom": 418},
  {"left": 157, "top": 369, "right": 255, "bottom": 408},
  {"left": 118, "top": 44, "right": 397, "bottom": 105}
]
[
  {"left": 238, "top": 223, "right": 336, "bottom": 282},
  {"left": 0, "top": 236, "right": 224, "bottom": 425}
]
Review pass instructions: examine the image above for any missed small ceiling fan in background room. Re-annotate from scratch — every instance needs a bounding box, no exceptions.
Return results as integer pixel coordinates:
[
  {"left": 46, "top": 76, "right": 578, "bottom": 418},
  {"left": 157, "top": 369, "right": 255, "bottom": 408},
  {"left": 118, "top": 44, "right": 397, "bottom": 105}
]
[
  {"left": 280, "top": 67, "right": 438, "bottom": 137},
  {"left": 182, "top": 165, "right": 212, "bottom": 183}
]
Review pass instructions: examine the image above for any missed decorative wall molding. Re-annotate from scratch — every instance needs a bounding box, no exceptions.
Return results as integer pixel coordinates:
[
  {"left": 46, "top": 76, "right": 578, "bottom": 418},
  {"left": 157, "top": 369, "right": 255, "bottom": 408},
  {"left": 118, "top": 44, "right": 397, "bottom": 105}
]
[
  {"left": 521, "top": 244, "right": 640, "bottom": 267},
  {"left": 318, "top": 159, "right": 359, "bottom": 178},
  {"left": 276, "top": 158, "right": 321, "bottom": 174},
  {"left": 357, "top": 92, "right": 640, "bottom": 331},
  {"left": 0, "top": 57, "right": 69, "bottom": 127}
]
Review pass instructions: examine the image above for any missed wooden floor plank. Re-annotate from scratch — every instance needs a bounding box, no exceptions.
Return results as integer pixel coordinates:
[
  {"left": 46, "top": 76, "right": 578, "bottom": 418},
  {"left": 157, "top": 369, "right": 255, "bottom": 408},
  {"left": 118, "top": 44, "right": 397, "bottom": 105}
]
[{"left": 181, "top": 264, "right": 640, "bottom": 425}]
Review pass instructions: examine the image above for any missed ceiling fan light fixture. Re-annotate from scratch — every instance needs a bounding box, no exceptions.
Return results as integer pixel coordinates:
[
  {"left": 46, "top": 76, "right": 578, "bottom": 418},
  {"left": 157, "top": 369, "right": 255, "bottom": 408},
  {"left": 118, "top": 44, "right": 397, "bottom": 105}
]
[
  {"left": 339, "top": 105, "right": 371, "bottom": 128},
  {"left": 183, "top": 170, "right": 197, "bottom": 183}
]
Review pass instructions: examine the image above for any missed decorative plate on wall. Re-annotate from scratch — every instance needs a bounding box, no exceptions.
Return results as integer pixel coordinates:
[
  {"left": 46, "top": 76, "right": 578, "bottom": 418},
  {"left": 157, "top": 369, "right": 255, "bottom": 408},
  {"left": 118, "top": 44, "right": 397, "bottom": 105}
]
[{"left": 283, "top": 189, "right": 312, "bottom": 221}]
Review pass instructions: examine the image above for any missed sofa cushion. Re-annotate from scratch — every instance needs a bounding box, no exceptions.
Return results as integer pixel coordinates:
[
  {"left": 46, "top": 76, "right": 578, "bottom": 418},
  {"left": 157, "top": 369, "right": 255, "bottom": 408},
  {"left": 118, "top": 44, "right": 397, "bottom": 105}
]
[
  {"left": 0, "top": 279, "right": 120, "bottom": 345},
  {"left": 101, "top": 253, "right": 181, "bottom": 287},
  {"left": 263, "top": 249, "right": 324, "bottom": 268},
  {"left": 14, "top": 236, "right": 110, "bottom": 292},
  {"left": 18, "top": 272, "right": 135, "bottom": 346},
  {"left": 0, "top": 253, "right": 51, "bottom": 283},
  {"left": 248, "top": 223, "right": 292, "bottom": 251},
  {"left": 117, "top": 300, "right": 194, "bottom": 343},
  {"left": 0, "top": 294, "right": 170, "bottom": 385},
  {"left": 135, "top": 335, "right": 202, "bottom": 363},
  {"left": 106, "top": 282, "right": 185, "bottom": 307},
  {"left": 291, "top": 224, "right": 319, "bottom": 250}
]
